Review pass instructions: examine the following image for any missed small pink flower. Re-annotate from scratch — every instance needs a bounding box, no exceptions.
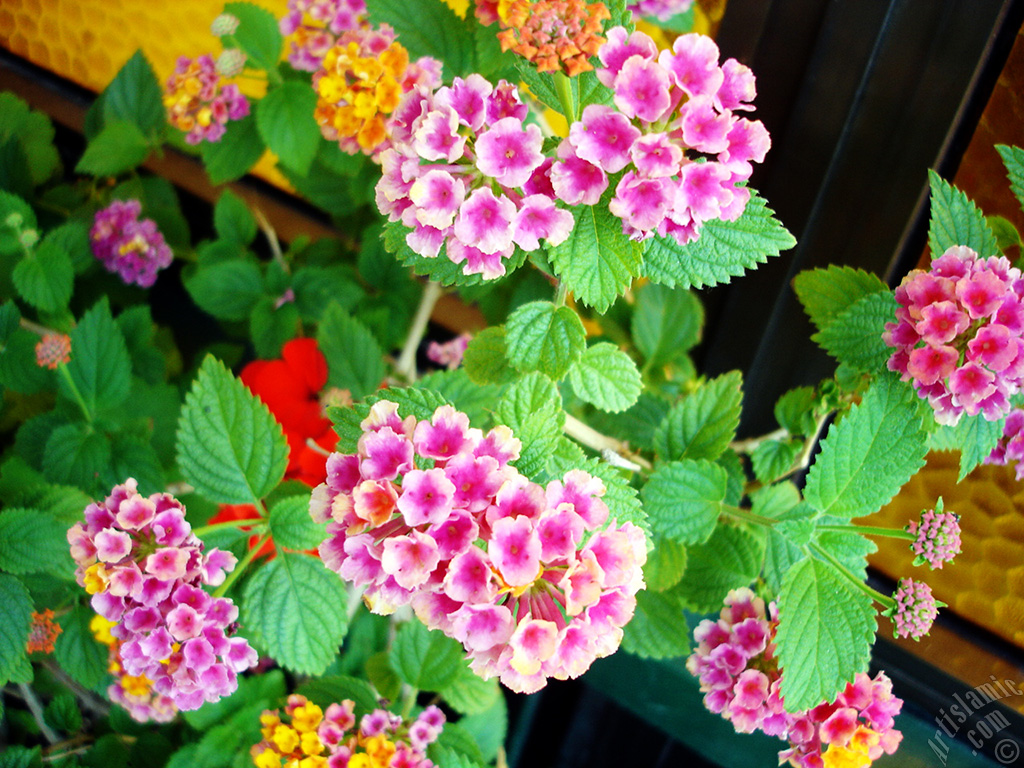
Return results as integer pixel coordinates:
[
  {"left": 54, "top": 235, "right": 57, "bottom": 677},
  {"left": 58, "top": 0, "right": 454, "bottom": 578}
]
[
  {"left": 551, "top": 141, "right": 609, "bottom": 206},
  {"left": 612, "top": 55, "right": 673, "bottom": 122},
  {"left": 512, "top": 195, "right": 574, "bottom": 251},
  {"left": 489, "top": 516, "right": 542, "bottom": 588},
  {"left": 609, "top": 172, "right": 674, "bottom": 234},
  {"left": 397, "top": 468, "right": 456, "bottom": 526},
  {"left": 475, "top": 117, "right": 545, "bottom": 188},
  {"left": 145, "top": 547, "right": 190, "bottom": 581},
  {"left": 570, "top": 105, "right": 642, "bottom": 173},
  {"left": 597, "top": 26, "right": 658, "bottom": 88},
  {"left": 380, "top": 531, "right": 441, "bottom": 590},
  {"left": 630, "top": 132, "right": 684, "bottom": 178},
  {"left": 658, "top": 33, "right": 724, "bottom": 97},
  {"left": 678, "top": 95, "right": 733, "bottom": 154},
  {"left": 888, "top": 578, "right": 941, "bottom": 640},
  {"left": 452, "top": 188, "right": 517, "bottom": 254},
  {"left": 408, "top": 170, "right": 465, "bottom": 230}
]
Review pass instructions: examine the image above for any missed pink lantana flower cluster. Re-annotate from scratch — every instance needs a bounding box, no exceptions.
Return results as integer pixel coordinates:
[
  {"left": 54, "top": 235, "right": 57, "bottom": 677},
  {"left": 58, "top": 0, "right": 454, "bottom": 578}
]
[
  {"left": 426, "top": 332, "right": 472, "bottom": 370},
  {"left": 279, "top": 0, "right": 367, "bottom": 71},
  {"left": 67, "top": 479, "right": 258, "bottom": 711},
  {"left": 906, "top": 499, "right": 961, "bottom": 570},
  {"left": 376, "top": 76, "right": 574, "bottom": 279},
  {"left": 163, "top": 54, "right": 250, "bottom": 144},
  {"left": 884, "top": 245, "right": 1024, "bottom": 425},
  {"left": 627, "top": 0, "right": 693, "bottom": 22},
  {"left": 984, "top": 407, "right": 1024, "bottom": 479},
  {"left": 548, "top": 27, "right": 770, "bottom": 244},
  {"left": 884, "top": 578, "right": 943, "bottom": 641},
  {"left": 310, "top": 401, "right": 647, "bottom": 693},
  {"left": 687, "top": 588, "right": 903, "bottom": 768},
  {"left": 90, "top": 199, "right": 174, "bottom": 288}
]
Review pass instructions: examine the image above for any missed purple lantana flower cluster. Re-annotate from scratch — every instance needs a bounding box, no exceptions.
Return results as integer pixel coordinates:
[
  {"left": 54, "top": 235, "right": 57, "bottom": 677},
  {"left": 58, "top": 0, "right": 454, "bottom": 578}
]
[
  {"left": 376, "top": 76, "right": 575, "bottom": 279},
  {"left": 885, "top": 578, "right": 943, "bottom": 640},
  {"left": 549, "top": 27, "right": 770, "bottom": 244},
  {"left": 310, "top": 400, "right": 647, "bottom": 694},
  {"left": 89, "top": 199, "right": 173, "bottom": 288},
  {"left": 279, "top": 0, "right": 367, "bottom": 71},
  {"left": 687, "top": 588, "right": 903, "bottom": 767},
  {"left": 68, "top": 479, "right": 258, "bottom": 711},
  {"left": 884, "top": 245, "right": 1024, "bottom": 425},
  {"left": 906, "top": 499, "right": 961, "bottom": 570}
]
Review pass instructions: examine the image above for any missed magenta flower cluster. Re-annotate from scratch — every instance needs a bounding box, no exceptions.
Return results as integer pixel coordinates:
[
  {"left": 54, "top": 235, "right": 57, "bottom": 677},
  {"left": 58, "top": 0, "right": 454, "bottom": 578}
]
[
  {"left": 279, "top": 0, "right": 367, "bottom": 71},
  {"left": 985, "top": 407, "right": 1024, "bottom": 480},
  {"left": 89, "top": 199, "right": 173, "bottom": 288},
  {"left": 906, "top": 500, "right": 961, "bottom": 570},
  {"left": 886, "top": 578, "right": 941, "bottom": 641},
  {"left": 376, "top": 76, "right": 575, "bottom": 279},
  {"left": 426, "top": 332, "right": 472, "bottom": 370},
  {"left": 67, "top": 479, "right": 258, "bottom": 711},
  {"left": 310, "top": 401, "right": 647, "bottom": 694},
  {"left": 164, "top": 54, "right": 250, "bottom": 145},
  {"left": 549, "top": 27, "right": 770, "bottom": 244},
  {"left": 687, "top": 588, "right": 903, "bottom": 767},
  {"left": 884, "top": 245, "right": 1024, "bottom": 425}
]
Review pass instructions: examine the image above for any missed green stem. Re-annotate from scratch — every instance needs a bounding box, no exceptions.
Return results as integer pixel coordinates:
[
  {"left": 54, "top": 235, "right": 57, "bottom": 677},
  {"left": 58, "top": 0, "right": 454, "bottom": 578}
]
[
  {"left": 57, "top": 364, "right": 92, "bottom": 424},
  {"left": 809, "top": 541, "right": 894, "bottom": 609},
  {"left": 553, "top": 280, "right": 568, "bottom": 308},
  {"left": 399, "top": 683, "right": 419, "bottom": 719},
  {"left": 722, "top": 505, "right": 777, "bottom": 527},
  {"left": 193, "top": 518, "right": 267, "bottom": 538},
  {"left": 817, "top": 524, "right": 915, "bottom": 541},
  {"left": 212, "top": 532, "right": 271, "bottom": 598},
  {"left": 553, "top": 71, "right": 577, "bottom": 124}
]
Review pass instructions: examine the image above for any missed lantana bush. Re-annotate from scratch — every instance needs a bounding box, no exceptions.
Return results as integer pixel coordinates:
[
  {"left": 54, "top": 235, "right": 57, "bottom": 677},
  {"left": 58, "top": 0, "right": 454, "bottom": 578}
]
[{"left": 2, "top": 0, "right": 1022, "bottom": 766}]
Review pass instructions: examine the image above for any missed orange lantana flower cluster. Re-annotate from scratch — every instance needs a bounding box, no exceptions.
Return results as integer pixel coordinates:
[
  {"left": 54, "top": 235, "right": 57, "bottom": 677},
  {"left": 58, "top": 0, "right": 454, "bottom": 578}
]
[
  {"left": 496, "top": 0, "right": 610, "bottom": 76},
  {"left": 26, "top": 609, "right": 62, "bottom": 653}
]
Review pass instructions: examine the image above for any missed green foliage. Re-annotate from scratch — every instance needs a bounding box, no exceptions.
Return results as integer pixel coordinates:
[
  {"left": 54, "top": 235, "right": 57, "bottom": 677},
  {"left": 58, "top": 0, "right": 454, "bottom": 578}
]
[
  {"left": 184, "top": 257, "right": 264, "bottom": 322},
  {"left": 568, "top": 342, "right": 642, "bottom": 412},
  {"left": 676, "top": 524, "right": 764, "bottom": 613},
  {"left": 224, "top": 2, "right": 283, "bottom": 72},
  {"left": 367, "top": 0, "right": 474, "bottom": 79},
  {"left": 496, "top": 372, "right": 564, "bottom": 477},
  {"left": 102, "top": 50, "right": 166, "bottom": 140},
  {"left": 654, "top": 371, "right": 743, "bottom": 462},
  {"left": 641, "top": 534, "right": 687, "bottom": 592},
  {"left": 775, "top": 385, "right": 819, "bottom": 437},
  {"left": 390, "top": 619, "right": 466, "bottom": 692},
  {"left": 317, "top": 303, "right": 388, "bottom": 399},
  {"left": 793, "top": 265, "right": 888, "bottom": 335},
  {"left": 297, "top": 674, "right": 379, "bottom": 715},
  {"left": 176, "top": 355, "right": 289, "bottom": 504},
  {"left": 381, "top": 221, "right": 490, "bottom": 288},
  {"left": 0, "top": 94, "right": 60, "bottom": 189},
  {"left": 44, "top": 692, "right": 83, "bottom": 734},
  {"left": 632, "top": 283, "right": 703, "bottom": 370},
  {"left": 417, "top": 369, "right": 502, "bottom": 426},
  {"left": 505, "top": 301, "right": 586, "bottom": 380},
  {"left": 0, "top": 190, "right": 35, "bottom": 255},
  {"left": 43, "top": 423, "right": 112, "bottom": 495},
  {"left": 927, "top": 169, "right": 999, "bottom": 259},
  {"left": 257, "top": 82, "right": 321, "bottom": 176},
  {"left": 12, "top": 234, "right": 74, "bottom": 312},
  {"left": 642, "top": 193, "right": 795, "bottom": 289},
  {"left": 643, "top": 459, "right": 727, "bottom": 545},
  {"left": 548, "top": 196, "right": 644, "bottom": 312},
  {"left": 269, "top": 496, "right": 324, "bottom": 551},
  {"left": 0, "top": 573, "right": 32, "bottom": 686},
  {"left": 463, "top": 326, "right": 516, "bottom": 385},
  {"left": 214, "top": 190, "right": 258, "bottom": 245},
  {"left": 804, "top": 374, "right": 928, "bottom": 519},
  {"left": 0, "top": 508, "right": 73, "bottom": 579},
  {"left": 241, "top": 552, "right": 348, "bottom": 675},
  {"left": 75, "top": 121, "right": 151, "bottom": 177},
  {"left": 930, "top": 412, "right": 1006, "bottom": 481},
  {"left": 201, "top": 115, "right": 265, "bottom": 184},
  {"left": 996, "top": 144, "right": 1024, "bottom": 212},
  {"left": 751, "top": 439, "right": 801, "bottom": 484},
  {"left": 621, "top": 586, "right": 691, "bottom": 659},
  {"left": 439, "top": 665, "right": 503, "bottom": 716},
  {"left": 62, "top": 299, "right": 132, "bottom": 415},
  {"left": 776, "top": 557, "right": 876, "bottom": 713},
  {"left": 459, "top": 694, "right": 507, "bottom": 763},
  {"left": 812, "top": 291, "right": 897, "bottom": 373}
]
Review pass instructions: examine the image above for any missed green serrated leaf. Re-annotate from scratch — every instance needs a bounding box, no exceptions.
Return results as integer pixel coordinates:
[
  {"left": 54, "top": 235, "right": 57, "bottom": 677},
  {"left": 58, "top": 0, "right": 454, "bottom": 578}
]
[
  {"left": 176, "top": 355, "right": 289, "bottom": 504},
  {"left": 642, "top": 534, "right": 687, "bottom": 591},
  {"left": 103, "top": 434, "right": 164, "bottom": 497},
  {"left": 505, "top": 301, "right": 586, "bottom": 379},
  {"left": 813, "top": 524, "right": 876, "bottom": 581},
  {"left": 201, "top": 114, "right": 265, "bottom": 185},
  {"left": 183, "top": 669, "right": 286, "bottom": 732},
  {"left": 296, "top": 674, "right": 378, "bottom": 715},
  {"left": 496, "top": 372, "right": 563, "bottom": 478},
  {"left": 317, "top": 303, "right": 387, "bottom": 399},
  {"left": 776, "top": 557, "right": 876, "bottom": 712},
  {"left": 102, "top": 50, "right": 165, "bottom": 139},
  {"left": 75, "top": 121, "right": 151, "bottom": 177},
  {"left": 417, "top": 369, "right": 502, "bottom": 427},
  {"left": 931, "top": 412, "right": 1006, "bottom": 481},
  {"left": 792, "top": 265, "right": 888, "bottom": 334},
  {"left": 0, "top": 746, "right": 42, "bottom": 768},
  {"left": 642, "top": 193, "right": 795, "bottom": 289},
  {"left": 256, "top": 82, "right": 320, "bottom": 175},
  {"left": 812, "top": 291, "right": 897, "bottom": 373},
  {"left": 184, "top": 257, "right": 264, "bottom": 322},
  {"left": 292, "top": 265, "right": 363, "bottom": 322},
  {"left": 269, "top": 495, "right": 324, "bottom": 551},
  {"left": 44, "top": 692, "right": 82, "bottom": 734},
  {"left": 621, "top": 585, "right": 691, "bottom": 659},
  {"left": 0, "top": 93, "right": 60, "bottom": 188},
  {"left": 368, "top": 0, "right": 473, "bottom": 78},
  {"left": 439, "top": 665, "right": 503, "bottom": 716},
  {"left": 632, "top": 283, "right": 703, "bottom": 369},
  {"left": 750, "top": 439, "right": 801, "bottom": 484},
  {"left": 548, "top": 196, "right": 643, "bottom": 312},
  {"left": 458, "top": 690, "right": 506, "bottom": 763},
  {"left": 0, "top": 573, "right": 33, "bottom": 686},
  {"left": 463, "top": 326, "right": 516, "bottom": 385},
  {"left": 13, "top": 236, "right": 73, "bottom": 312},
  {"left": 42, "top": 423, "right": 112, "bottom": 495},
  {"left": 996, "top": 144, "right": 1024, "bottom": 213},
  {"left": 774, "top": 386, "right": 818, "bottom": 437},
  {"left": 369, "top": 387, "right": 451, "bottom": 421},
  {"left": 390, "top": 619, "right": 465, "bottom": 691},
  {"left": 382, "top": 221, "right": 498, "bottom": 288},
  {"left": 987, "top": 214, "right": 1021, "bottom": 252},
  {"left": 214, "top": 189, "right": 257, "bottom": 245},
  {"left": 803, "top": 374, "right": 927, "bottom": 519},
  {"left": 0, "top": 190, "right": 35, "bottom": 255},
  {"left": 927, "top": 169, "right": 1000, "bottom": 259},
  {"left": 62, "top": 299, "right": 131, "bottom": 414},
  {"left": 0, "top": 508, "right": 73, "bottom": 578},
  {"left": 589, "top": 392, "right": 669, "bottom": 452},
  {"left": 654, "top": 371, "right": 743, "bottom": 462},
  {"left": 223, "top": 2, "right": 283, "bottom": 71},
  {"left": 241, "top": 551, "right": 347, "bottom": 674},
  {"left": 643, "top": 459, "right": 726, "bottom": 545},
  {"left": 676, "top": 524, "right": 764, "bottom": 613},
  {"left": 568, "top": 342, "right": 642, "bottom": 412},
  {"left": 250, "top": 296, "right": 300, "bottom": 358}
]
